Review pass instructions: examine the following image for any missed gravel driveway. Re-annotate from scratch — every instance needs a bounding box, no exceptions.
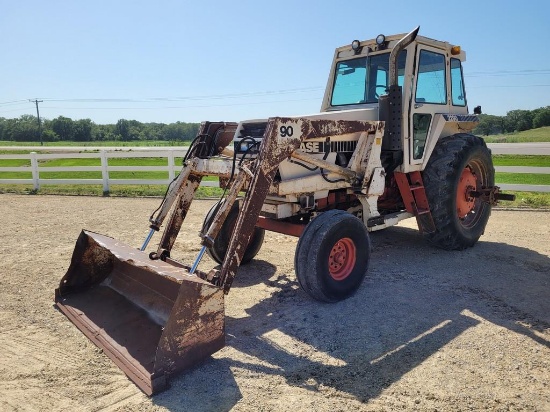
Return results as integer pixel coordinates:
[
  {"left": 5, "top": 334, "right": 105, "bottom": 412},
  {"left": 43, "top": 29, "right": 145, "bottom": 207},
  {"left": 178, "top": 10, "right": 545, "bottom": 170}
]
[{"left": 0, "top": 194, "right": 548, "bottom": 411}]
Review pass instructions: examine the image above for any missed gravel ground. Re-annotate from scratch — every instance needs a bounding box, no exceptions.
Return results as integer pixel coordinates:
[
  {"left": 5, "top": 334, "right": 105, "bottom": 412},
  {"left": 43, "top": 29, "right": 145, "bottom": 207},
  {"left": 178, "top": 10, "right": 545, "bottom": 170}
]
[{"left": 0, "top": 194, "right": 548, "bottom": 411}]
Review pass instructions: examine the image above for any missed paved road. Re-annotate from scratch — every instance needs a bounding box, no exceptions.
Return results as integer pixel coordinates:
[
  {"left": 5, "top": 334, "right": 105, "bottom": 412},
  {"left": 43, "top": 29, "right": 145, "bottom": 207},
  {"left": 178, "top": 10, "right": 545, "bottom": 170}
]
[{"left": 487, "top": 142, "right": 550, "bottom": 155}]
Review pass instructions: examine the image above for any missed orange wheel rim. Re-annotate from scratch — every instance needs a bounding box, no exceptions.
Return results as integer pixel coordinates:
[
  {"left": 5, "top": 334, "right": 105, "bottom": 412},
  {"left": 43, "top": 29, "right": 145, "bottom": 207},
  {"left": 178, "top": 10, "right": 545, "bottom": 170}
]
[
  {"left": 328, "top": 238, "right": 356, "bottom": 281},
  {"left": 456, "top": 167, "right": 477, "bottom": 218}
]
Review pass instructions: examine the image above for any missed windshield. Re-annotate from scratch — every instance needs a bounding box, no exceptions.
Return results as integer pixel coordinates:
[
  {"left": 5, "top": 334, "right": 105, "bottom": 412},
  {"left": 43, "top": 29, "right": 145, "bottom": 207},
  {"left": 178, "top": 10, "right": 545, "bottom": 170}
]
[{"left": 331, "top": 51, "right": 407, "bottom": 106}]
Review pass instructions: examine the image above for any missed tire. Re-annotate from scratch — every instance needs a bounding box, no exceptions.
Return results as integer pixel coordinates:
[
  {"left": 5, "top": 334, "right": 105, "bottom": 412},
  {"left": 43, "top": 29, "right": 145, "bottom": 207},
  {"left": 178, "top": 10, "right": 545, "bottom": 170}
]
[
  {"left": 422, "top": 133, "right": 494, "bottom": 250},
  {"left": 295, "top": 210, "right": 370, "bottom": 302},
  {"left": 294, "top": 210, "right": 347, "bottom": 294},
  {"left": 202, "top": 200, "right": 265, "bottom": 265}
]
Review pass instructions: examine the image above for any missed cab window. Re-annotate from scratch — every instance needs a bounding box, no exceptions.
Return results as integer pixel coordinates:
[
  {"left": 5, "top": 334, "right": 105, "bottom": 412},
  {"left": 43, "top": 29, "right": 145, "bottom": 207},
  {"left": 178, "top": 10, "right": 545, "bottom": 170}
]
[
  {"left": 331, "top": 51, "right": 407, "bottom": 106},
  {"left": 416, "top": 50, "right": 446, "bottom": 104},
  {"left": 451, "top": 58, "right": 466, "bottom": 106}
]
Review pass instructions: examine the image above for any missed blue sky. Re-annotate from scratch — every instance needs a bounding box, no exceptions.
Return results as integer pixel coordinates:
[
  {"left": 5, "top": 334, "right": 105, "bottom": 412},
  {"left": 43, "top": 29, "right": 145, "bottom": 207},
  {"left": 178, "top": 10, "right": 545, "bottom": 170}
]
[{"left": 1, "top": 0, "right": 549, "bottom": 124}]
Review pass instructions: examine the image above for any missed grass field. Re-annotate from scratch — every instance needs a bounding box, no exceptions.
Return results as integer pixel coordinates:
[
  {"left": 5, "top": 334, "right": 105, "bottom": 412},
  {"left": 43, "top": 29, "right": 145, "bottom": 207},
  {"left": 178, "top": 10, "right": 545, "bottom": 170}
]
[
  {"left": 0, "top": 139, "right": 548, "bottom": 207},
  {"left": 0, "top": 140, "right": 188, "bottom": 147},
  {"left": 2, "top": 126, "right": 548, "bottom": 147},
  {"left": 0, "top": 183, "right": 224, "bottom": 198},
  {"left": 492, "top": 155, "right": 549, "bottom": 167},
  {"left": 482, "top": 126, "right": 550, "bottom": 143}
]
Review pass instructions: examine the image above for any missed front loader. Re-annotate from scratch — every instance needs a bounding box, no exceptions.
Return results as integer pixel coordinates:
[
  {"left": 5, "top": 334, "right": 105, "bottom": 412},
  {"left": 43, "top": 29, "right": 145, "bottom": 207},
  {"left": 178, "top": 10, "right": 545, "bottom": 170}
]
[{"left": 55, "top": 27, "right": 514, "bottom": 394}]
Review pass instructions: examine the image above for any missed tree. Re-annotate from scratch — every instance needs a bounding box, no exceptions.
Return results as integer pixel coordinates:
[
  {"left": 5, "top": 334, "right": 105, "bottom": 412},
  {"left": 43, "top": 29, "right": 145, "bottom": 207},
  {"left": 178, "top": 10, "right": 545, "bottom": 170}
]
[
  {"left": 42, "top": 129, "right": 59, "bottom": 142},
  {"left": 50, "top": 116, "right": 74, "bottom": 141},
  {"left": 115, "top": 119, "right": 130, "bottom": 141},
  {"left": 2, "top": 115, "right": 38, "bottom": 141},
  {"left": 73, "top": 119, "right": 93, "bottom": 142},
  {"left": 532, "top": 107, "right": 550, "bottom": 128},
  {"left": 474, "top": 114, "right": 504, "bottom": 136},
  {"left": 91, "top": 123, "right": 116, "bottom": 141},
  {"left": 504, "top": 110, "right": 533, "bottom": 132}
]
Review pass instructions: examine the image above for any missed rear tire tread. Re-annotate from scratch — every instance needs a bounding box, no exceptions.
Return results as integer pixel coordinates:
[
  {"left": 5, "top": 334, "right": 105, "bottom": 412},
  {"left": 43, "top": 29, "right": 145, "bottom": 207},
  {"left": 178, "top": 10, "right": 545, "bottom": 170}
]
[{"left": 422, "top": 133, "right": 494, "bottom": 250}]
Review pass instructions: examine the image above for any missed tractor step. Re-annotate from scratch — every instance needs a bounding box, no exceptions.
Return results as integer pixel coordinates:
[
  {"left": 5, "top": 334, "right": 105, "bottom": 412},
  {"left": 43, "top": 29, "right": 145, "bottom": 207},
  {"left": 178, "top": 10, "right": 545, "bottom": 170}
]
[{"left": 394, "top": 171, "right": 436, "bottom": 234}]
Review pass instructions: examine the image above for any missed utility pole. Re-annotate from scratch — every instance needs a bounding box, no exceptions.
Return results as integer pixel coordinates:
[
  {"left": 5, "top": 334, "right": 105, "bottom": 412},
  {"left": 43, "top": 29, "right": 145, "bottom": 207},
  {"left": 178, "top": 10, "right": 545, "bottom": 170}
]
[{"left": 30, "top": 99, "right": 43, "bottom": 146}]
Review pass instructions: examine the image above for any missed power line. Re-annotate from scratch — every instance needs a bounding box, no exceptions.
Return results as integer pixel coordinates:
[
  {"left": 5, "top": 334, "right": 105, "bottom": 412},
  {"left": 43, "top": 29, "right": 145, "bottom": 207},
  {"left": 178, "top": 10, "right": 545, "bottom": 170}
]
[
  {"left": 469, "top": 84, "right": 550, "bottom": 88},
  {"left": 0, "top": 86, "right": 324, "bottom": 106},
  {"left": 0, "top": 67, "right": 547, "bottom": 116},
  {"left": 0, "top": 68, "right": 548, "bottom": 108},
  {"left": 466, "top": 69, "right": 550, "bottom": 76},
  {"left": 39, "top": 96, "right": 321, "bottom": 110},
  {"left": 0, "top": 99, "right": 29, "bottom": 107}
]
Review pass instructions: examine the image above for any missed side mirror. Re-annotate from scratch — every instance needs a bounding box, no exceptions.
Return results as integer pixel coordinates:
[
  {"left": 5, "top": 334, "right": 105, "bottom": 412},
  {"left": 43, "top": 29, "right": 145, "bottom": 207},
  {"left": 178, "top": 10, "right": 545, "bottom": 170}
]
[{"left": 474, "top": 106, "right": 482, "bottom": 115}]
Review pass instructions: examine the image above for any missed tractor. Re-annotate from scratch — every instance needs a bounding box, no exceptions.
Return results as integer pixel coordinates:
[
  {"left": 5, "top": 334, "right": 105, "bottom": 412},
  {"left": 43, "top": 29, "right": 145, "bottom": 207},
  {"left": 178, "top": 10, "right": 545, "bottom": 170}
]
[{"left": 55, "top": 27, "right": 513, "bottom": 394}]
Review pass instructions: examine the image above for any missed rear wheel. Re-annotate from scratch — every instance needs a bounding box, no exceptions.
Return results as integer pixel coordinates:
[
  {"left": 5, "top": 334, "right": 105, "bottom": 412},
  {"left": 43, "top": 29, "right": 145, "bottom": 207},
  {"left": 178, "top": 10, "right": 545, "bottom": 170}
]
[
  {"left": 295, "top": 210, "right": 370, "bottom": 302},
  {"left": 202, "top": 200, "right": 265, "bottom": 265},
  {"left": 422, "top": 133, "right": 494, "bottom": 250}
]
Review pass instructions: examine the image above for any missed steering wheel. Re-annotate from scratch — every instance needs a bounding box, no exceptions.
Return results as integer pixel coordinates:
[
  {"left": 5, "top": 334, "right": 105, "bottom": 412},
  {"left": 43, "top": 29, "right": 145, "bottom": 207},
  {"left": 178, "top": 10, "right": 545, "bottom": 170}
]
[{"left": 370, "top": 84, "right": 387, "bottom": 99}]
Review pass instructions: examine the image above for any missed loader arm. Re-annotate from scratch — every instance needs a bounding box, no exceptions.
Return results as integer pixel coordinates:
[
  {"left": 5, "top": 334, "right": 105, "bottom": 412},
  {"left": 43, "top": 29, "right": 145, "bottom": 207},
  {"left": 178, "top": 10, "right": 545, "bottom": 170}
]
[
  {"left": 55, "top": 116, "right": 384, "bottom": 395},
  {"left": 212, "top": 117, "right": 385, "bottom": 292}
]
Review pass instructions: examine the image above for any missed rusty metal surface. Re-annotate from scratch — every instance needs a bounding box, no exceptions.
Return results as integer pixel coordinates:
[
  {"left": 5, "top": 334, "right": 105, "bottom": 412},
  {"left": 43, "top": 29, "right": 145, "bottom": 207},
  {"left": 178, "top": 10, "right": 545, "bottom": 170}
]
[
  {"left": 195, "top": 121, "right": 238, "bottom": 157},
  {"left": 290, "top": 149, "right": 357, "bottom": 180},
  {"left": 298, "top": 118, "right": 384, "bottom": 140},
  {"left": 202, "top": 167, "right": 250, "bottom": 247},
  {"left": 394, "top": 172, "right": 435, "bottom": 234},
  {"left": 217, "top": 118, "right": 302, "bottom": 291},
  {"left": 156, "top": 173, "right": 202, "bottom": 256},
  {"left": 256, "top": 216, "right": 305, "bottom": 237},
  {"left": 55, "top": 230, "right": 225, "bottom": 395},
  {"left": 215, "top": 117, "right": 384, "bottom": 293},
  {"left": 54, "top": 116, "right": 388, "bottom": 394}
]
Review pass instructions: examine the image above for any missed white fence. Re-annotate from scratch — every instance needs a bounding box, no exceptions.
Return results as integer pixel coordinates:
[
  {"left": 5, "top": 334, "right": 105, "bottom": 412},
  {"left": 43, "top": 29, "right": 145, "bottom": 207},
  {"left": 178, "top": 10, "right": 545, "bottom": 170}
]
[
  {"left": 0, "top": 149, "right": 218, "bottom": 192},
  {"left": 0, "top": 145, "right": 548, "bottom": 193}
]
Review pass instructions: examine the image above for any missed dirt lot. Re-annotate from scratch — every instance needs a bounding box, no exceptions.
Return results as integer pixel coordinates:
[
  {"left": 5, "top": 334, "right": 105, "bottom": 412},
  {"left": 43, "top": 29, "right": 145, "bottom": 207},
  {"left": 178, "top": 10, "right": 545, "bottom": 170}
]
[{"left": 0, "top": 194, "right": 548, "bottom": 411}]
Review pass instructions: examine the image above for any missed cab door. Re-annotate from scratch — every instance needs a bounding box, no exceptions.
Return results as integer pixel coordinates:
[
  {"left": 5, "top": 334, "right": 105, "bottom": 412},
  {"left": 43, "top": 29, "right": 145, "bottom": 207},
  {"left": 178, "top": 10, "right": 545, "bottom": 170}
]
[{"left": 408, "top": 46, "right": 450, "bottom": 166}]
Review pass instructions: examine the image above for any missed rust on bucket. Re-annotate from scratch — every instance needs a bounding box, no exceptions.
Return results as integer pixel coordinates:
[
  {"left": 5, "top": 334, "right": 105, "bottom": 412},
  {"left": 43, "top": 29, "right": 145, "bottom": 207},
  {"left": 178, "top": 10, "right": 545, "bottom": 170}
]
[{"left": 55, "top": 230, "right": 225, "bottom": 395}]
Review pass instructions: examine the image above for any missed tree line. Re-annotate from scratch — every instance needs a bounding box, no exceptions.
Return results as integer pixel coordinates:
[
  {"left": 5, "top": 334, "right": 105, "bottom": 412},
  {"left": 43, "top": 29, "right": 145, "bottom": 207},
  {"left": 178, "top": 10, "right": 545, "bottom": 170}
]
[
  {"left": 473, "top": 106, "right": 550, "bottom": 136},
  {"left": 1, "top": 106, "right": 549, "bottom": 143},
  {"left": 0, "top": 115, "right": 200, "bottom": 143}
]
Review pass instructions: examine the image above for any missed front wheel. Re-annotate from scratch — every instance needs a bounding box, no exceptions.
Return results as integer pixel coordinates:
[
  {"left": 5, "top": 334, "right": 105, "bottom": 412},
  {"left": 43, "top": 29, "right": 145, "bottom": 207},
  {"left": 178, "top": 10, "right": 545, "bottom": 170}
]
[
  {"left": 422, "top": 133, "right": 495, "bottom": 250},
  {"left": 202, "top": 200, "right": 265, "bottom": 265},
  {"left": 295, "top": 210, "right": 370, "bottom": 302}
]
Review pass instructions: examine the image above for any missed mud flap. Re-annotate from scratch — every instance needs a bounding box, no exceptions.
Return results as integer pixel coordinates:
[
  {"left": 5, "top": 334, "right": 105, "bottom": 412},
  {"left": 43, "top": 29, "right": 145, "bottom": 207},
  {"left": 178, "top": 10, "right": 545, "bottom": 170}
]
[{"left": 55, "top": 230, "right": 225, "bottom": 395}]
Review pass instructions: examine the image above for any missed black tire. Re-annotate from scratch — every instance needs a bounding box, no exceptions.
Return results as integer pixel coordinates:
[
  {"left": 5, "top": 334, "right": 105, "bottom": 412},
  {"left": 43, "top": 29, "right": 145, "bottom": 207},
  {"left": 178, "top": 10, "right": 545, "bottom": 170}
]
[
  {"left": 294, "top": 210, "right": 347, "bottom": 294},
  {"left": 202, "top": 200, "right": 265, "bottom": 265},
  {"left": 295, "top": 210, "right": 370, "bottom": 302},
  {"left": 422, "top": 133, "right": 494, "bottom": 250}
]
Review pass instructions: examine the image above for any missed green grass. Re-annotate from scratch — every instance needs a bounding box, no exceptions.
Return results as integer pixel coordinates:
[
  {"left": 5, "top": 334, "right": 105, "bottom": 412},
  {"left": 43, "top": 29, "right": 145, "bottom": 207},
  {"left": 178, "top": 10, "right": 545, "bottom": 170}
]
[
  {"left": 0, "top": 183, "right": 223, "bottom": 198},
  {"left": 0, "top": 156, "right": 202, "bottom": 181},
  {"left": 5, "top": 154, "right": 545, "bottom": 184},
  {"left": 0, "top": 140, "right": 189, "bottom": 147},
  {"left": 0, "top": 158, "right": 30, "bottom": 167},
  {"left": 0, "top": 150, "right": 34, "bottom": 155},
  {"left": 0, "top": 183, "right": 545, "bottom": 208},
  {"left": 493, "top": 154, "right": 550, "bottom": 186},
  {"left": 498, "top": 191, "right": 550, "bottom": 208},
  {"left": 492, "top": 155, "right": 550, "bottom": 167},
  {"left": 0, "top": 145, "right": 548, "bottom": 207},
  {"left": 495, "top": 173, "right": 550, "bottom": 185},
  {"left": 483, "top": 126, "right": 550, "bottom": 143}
]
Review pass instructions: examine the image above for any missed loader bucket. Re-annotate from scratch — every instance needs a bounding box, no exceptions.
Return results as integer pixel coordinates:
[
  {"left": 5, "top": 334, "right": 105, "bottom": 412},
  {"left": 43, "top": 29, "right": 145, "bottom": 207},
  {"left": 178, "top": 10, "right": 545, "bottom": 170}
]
[{"left": 55, "top": 230, "right": 225, "bottom": 395}]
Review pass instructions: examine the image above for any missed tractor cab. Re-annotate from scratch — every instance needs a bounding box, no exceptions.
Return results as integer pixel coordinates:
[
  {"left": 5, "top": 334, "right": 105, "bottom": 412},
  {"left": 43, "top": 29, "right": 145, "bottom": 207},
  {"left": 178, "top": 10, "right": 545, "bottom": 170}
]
[{"left": 321, "top": 30, "right": 476, "bottom": 171}]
